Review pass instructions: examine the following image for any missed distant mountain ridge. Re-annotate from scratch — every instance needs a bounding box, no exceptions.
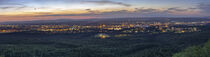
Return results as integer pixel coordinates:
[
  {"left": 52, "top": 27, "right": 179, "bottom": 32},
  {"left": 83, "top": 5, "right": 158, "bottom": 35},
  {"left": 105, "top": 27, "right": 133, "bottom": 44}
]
[{"left": 1, "top": 17, "right": 210, "bottom": 25}]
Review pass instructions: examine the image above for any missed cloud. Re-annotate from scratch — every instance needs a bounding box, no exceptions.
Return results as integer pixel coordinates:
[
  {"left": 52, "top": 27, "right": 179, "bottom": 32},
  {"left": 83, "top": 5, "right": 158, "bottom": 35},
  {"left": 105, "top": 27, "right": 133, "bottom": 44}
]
[
  {"left": 97, "top": 9, "right": 173, "bottom": 17},
  {"left": 167, "top": 7, "right": 188, "bottom": 11},
  {"left": 0, "top": 0, "right": 27, "bottom": 10},
  {"left": 39, "top": 7, "right": 199, "bottom": 18},
  {"left": 82, "top": 0, "right": 131, "bottom": 7},
  {"left": 0, "top": 7, "right": 13, "bottom": 9},
  {"left": 97, "top": 8, "right": 198, "bottom": 17},
  {"left": 0, "top": 4, "right": 27, "bottom": 10},
  {"left": 198, "top": 3, "right": 210, "bottom": 14}
]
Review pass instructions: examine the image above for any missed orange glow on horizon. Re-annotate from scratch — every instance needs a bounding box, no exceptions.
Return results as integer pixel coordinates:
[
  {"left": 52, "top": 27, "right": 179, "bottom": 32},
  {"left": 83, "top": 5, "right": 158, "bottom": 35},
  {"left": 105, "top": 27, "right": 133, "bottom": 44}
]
[{"left": 0, "top": 15, "right": 101, "bottom": 22}]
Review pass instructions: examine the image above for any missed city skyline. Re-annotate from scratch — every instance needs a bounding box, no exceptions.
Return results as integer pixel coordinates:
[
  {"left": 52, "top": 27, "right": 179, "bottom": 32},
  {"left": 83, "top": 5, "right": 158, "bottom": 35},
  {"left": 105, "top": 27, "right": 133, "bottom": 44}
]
[{"left": 0, "top": 0, "right": 210, "bottom": 22}]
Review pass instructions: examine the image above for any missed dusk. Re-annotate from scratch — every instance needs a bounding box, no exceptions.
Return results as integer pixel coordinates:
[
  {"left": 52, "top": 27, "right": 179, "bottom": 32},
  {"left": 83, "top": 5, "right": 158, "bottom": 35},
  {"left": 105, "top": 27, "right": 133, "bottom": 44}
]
[
  {"left": 0, "top": 0, "right": 210, "bottom": 57},
  {"left": 0, "top": 0, "right": 210, "bottom": 22}
]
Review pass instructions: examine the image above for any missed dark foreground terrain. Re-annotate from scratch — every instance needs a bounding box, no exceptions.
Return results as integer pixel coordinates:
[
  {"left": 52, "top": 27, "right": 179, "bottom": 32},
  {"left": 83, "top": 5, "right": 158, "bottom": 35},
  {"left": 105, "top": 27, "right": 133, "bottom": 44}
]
[{"left": 0, "top": 25, "right": 210, "bottom": 57}]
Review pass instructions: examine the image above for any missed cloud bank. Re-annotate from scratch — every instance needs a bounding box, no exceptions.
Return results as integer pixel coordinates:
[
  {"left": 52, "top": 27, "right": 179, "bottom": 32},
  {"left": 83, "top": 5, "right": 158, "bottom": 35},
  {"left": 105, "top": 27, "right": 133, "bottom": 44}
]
[
  {"left": 82, "top": 0, "right": 131, "bottom": 7},
  {"left": 198, "top": 3, "right": 210, "bottom": 14}
]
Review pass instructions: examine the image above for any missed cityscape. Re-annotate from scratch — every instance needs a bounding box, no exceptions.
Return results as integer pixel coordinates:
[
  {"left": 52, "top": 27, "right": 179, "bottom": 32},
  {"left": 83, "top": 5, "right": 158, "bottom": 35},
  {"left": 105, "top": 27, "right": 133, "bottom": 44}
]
[
  {"left": 0, "top": 19, "right": 209, "bottom": 39},
  {"left": 1, "top": 21, "right": 208, "bottom": 34},
  {"left": 0, "top": 0, "right": 210, "bottom": 57}
]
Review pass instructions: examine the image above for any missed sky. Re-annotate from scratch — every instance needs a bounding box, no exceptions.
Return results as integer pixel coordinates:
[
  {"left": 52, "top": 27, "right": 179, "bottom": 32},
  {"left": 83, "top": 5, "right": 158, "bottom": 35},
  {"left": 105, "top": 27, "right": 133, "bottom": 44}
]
[{"left": 0, "top": 0, "right": 210, "bottom": 22}]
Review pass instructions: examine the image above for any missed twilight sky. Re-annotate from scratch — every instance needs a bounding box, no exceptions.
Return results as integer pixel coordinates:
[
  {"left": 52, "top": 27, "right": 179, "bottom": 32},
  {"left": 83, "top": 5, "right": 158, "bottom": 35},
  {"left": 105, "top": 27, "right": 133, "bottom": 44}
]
[{"left": 0, "top": 0, "right": 210, "bottom": 22}]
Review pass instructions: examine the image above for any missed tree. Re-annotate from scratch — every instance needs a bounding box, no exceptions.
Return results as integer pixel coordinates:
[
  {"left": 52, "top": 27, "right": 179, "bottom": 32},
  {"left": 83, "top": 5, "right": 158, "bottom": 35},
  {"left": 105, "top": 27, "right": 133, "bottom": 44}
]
[{"left": 173, "top": 40, "right": 210, "bottom": 57}]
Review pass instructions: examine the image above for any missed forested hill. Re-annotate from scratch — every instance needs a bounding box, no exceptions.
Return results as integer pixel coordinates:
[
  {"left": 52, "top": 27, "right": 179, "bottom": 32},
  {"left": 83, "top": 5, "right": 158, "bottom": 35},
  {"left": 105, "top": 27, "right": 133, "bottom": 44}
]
[{"left": 0, "top": 25, "right": 210, "bottom": 57}]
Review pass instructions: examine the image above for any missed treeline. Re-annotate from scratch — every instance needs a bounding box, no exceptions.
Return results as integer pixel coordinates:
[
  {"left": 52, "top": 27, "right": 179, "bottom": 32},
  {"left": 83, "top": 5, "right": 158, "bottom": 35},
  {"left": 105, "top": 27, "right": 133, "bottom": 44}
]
[{"left": 173, "top": 40, "right": 210, "bottom": 57}]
